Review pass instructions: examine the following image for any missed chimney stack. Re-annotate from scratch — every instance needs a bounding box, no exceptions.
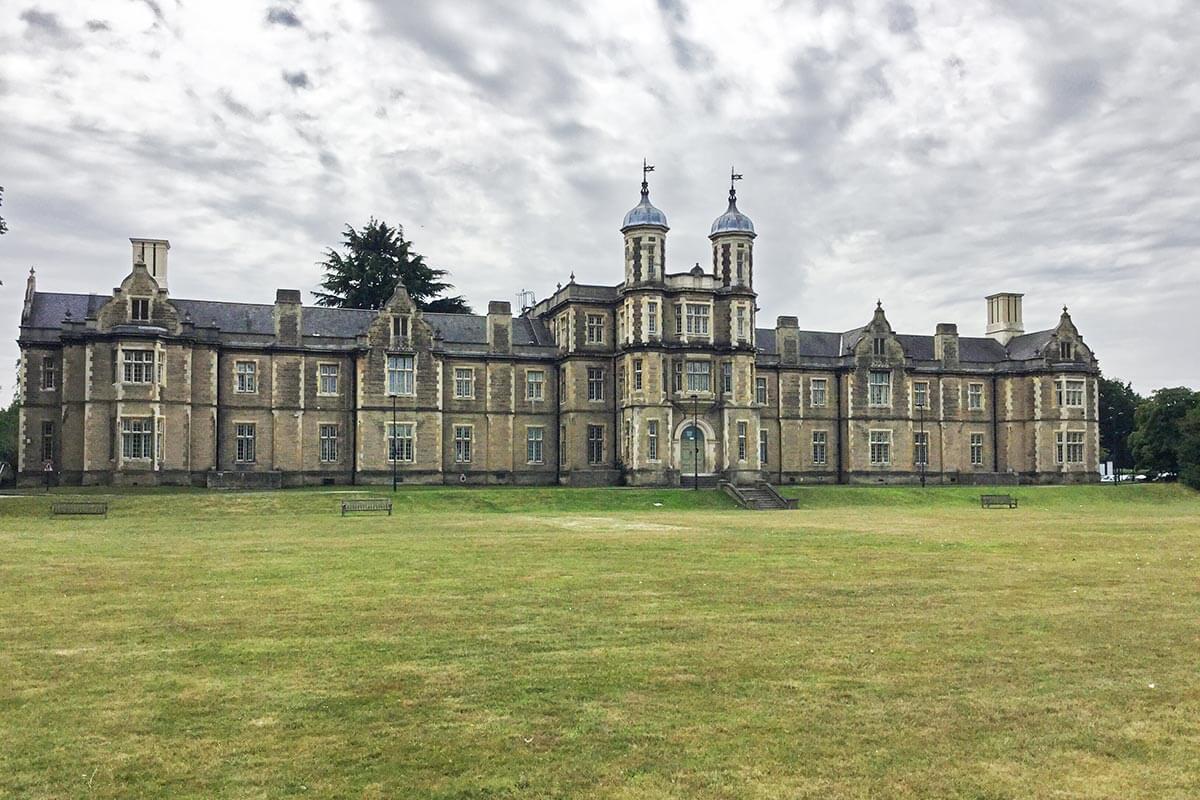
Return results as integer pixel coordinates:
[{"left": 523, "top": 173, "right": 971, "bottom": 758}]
[
  {"left": 487, "top": 300, "right": 512, "bottom": 353},
  {"left": 985, "top": 292, "right": 1024, "bottom": 345},
  {"left": 131, "top": 238, "right": 170, "bottom": 290},
  {"left": 274, "top": 289, "right": 303, "bottom": 346},
  {"left": 934, "top": 322, "right": 959, "bottom": 367}
]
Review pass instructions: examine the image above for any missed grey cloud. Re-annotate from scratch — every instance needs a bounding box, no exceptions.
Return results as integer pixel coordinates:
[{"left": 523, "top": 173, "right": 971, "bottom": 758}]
[
  {"left": 318, "top": 151, "right": 339, "bottom": 170},
  {"left": 1041, "top": 58, "right": 1105, "bottom": 127},
  {"left": 266, "top": 7, "right": 302, "bottom": 28},
  {"left": 886, "top": 1, "right": 918, "bottom": 34},
  {"left": 217, "top": 89, "right": 257, "bottom": 120},
  {"left": 19, "top": 7, "right": 66, "bottom": 36},
  {"left": 655, "top": 0, "right": 714, "bottom": 71},
  {"left": 85, "top": 19, "right": 110, "bottom": 32},
  {"left": 282, "top": 69, "right": 311, "bottom": 89}
]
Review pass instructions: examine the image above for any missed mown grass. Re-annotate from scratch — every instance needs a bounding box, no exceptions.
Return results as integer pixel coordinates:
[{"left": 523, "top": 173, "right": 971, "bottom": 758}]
[{"left": 0, "top": 484, "right": 1197, "bottom": 799}]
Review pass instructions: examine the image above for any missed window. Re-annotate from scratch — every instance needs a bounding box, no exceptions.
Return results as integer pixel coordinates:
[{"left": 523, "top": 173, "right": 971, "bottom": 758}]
[
  {"left": 647, "top": 420, "right": 659, "bottom": 461},
  {"left": 736, "top": 248, "right": 745, "bottom": 283},
  {"left": 869, "top": 430, "right": 892, "bottom": 465},
  {"left": 674, "top": 304, "right": 683, "bottom": 335},
  {"left": 388, "top": 422, "right": 414, "bottom": 463},
  {"left": 235, "top": 360, "right": 257, "bottom": 393},
  {"left": 123, "top": 350, "right": 155, "bottom": 384},
  {"left": 559, "top": 424, "right": 568, "bottom": 466},
  {"left": 812, "top": 431, "right": 827, "bottom": 466},
  {"left": 913, "top": 381, "right": 929, "bottom": 409},
  {"left": 722, "top": 362, "right": 733, "bottom": 395},
  {"left": 526, "top": 426, "right": 544, "bottom": 464},
  {"left": 131, "top": 297, "right": 150, "bottom": 322},
  {"left": 526, "top": 370, "right": 544, "bottom": 401},
  {"left": 970, "top": 433, "right": 984, "bottom": 466},
  {"left": 872, "top": 336, "right": 886, "bottom": 358},
  {"left": 624, "top": 419, "right": 633, "bottom": 459},
  {"left": 1057, "top": 431, "right": 1085, "bottom": 464},
  {"left": 587, "top": 367, "right": 605, "bottom": 401},
  {"left": 686, "top": 361, "right": 711, "bottom": 393},
  {"left": 1059, "top": 341, "right": 1074, "bottom": 361},
  {"left": 318, "top": 364, "right": 339, "bottom": 395},
  {"left": 737, "top": 421, "right": 748, "bottom": 461},
  {"left": 756, "top": 377, "right": 768, "bottom": 405},
  {"left": 454, "top": 425, "right": 472, "bottom": 463},
  {"left": 391, "top": 315, "right": 409, "bottom": 341},
  {"left": 647, "top": 302, "right": 658, "bottom": 335},
  {"left": 1056, "top": 379, "right": 1085, "bottom": 407},
  {"left": 633, "top": 359, "right": 643, "bottom": 391},
  {"left": 868, "top": 370, "right": 891, "bottom": 406},
  {"left": 672, "top": 360, "right": 683, "bottom": 392},
  {"left": 454, "top": 367, "right": 475, "bottom": 399},
  {"left": 736, "top": 306, "right": 747, "bottom": 341},
  {"left": 387, "top": 355, "right": 415, "bottom": 396},
  {"left": 587, "top": 424, "right": 604, "bottom": 465},
  {"left": 586, "top": 314, "right": 605, "bottom": 344},
  {"left": 810, "top": 378, "right": 827, "bottom": 408},
  {"left": 121, "top": 418, "right": 154, "bottom": 460},
  {"left": 914, "top": 431, "right": 929, "bottom": 466},
  {"left": 235, "top": 423, "right": 256, "bottom": 463},
  {"left": 40, "top": 420, "right": 55, "bottom": 463},
  {"left": 319, "top": 424, "right": 338, "bottom": 462},
  {"left": 617, "top": 309, "right": 625, "bottom": 342},
  {"left": 967, "top": 383, "right": 984, "bottom": 411},
  {"left": 41, "top": 356, "right": 56, "bottom": 390},
  {"left": 617, "top": 364, "right": 626, "bottom": 399},
  {"left": 759, "top": 429, "right": 768, "bottom": 464},
  {"left": 685, "top": 304, "right": 710, "bottom": 336}
]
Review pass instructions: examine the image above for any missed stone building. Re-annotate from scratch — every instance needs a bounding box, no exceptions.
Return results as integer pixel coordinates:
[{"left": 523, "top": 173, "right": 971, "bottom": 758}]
[{"left": 16, "top": 178, "right": 1100, "bottom": 487}]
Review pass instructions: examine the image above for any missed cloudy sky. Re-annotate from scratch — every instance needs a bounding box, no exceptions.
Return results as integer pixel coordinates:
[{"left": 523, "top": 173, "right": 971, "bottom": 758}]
[{"left": 2, "top": 0, "right": 1198, "bottom": 394}]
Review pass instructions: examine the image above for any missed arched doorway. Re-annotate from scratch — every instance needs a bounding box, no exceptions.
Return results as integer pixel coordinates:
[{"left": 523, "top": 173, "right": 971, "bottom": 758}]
[{"left": 680, "top": 424, "right": 707, "bottom": 475}]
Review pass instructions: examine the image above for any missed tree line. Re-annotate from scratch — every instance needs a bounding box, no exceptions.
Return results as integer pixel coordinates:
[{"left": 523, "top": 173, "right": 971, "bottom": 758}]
[{"left": 1101, "top": 378, "right": 1200, "bottom": 488}]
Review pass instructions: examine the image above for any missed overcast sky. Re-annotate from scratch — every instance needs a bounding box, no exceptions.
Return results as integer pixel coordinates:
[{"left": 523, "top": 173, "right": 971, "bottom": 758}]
[{"left": 2, "top": 0, "right": 1198, "bottom": 394}]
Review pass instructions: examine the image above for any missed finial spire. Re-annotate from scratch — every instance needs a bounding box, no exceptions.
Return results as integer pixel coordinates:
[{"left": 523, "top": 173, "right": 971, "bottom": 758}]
[
  {"left": 729, "top": 166, "right": 743, "bottom": 205},
  {"left": 641, "top": 158, "right": 655, "bottom": 199}
]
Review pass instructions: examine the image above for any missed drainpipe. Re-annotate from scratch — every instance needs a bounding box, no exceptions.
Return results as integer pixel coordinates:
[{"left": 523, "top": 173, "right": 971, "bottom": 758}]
[
  {"left": 554, "top": 358, "right": 562, "bottom": 485},
  {"left": 349, "top": 350, "right": 359, "bottom": 486},
  {"left": 991, "top": 373, "right": 999, "bottom": 473},
  {"left": 835, "top": 369, "right": 845, "bottom": 485},
  {"left": 776, "top": 368, "right": 783, "bottom": 485},
  {"left": 214, "top": 347, "right": 222, "bottom": 472}
]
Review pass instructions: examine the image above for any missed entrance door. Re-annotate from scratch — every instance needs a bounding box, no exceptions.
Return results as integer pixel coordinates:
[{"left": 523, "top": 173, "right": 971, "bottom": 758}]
[{"left": 680, "top": 425, "right": 706, "bottom": 475}]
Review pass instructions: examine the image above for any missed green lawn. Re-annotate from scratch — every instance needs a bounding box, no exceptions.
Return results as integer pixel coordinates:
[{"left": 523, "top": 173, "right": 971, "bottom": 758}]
[{"left": 1, "top": 484, "right": 1197, "bottom": 799}]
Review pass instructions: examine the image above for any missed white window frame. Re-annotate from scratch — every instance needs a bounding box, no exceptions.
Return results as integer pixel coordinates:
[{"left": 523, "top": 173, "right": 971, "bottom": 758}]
[
  {"left": 130, "top": 297, "right": 151, "bottom": 322},
  {"left": 736, "top": 421, "right": 748, "bottom": 462},
  {"left": 913, "top": 381, "right": 929, "bottom": 410},
  {"left": 526, "top": 426, "right": 544, "bottom": 465},
  {"left": 1056, "top": 378, "right": 1085, "bottom": 407},
  {"left": 1056, "top": 430, "right": 1085, "bottom": 464},
  {"left": 387, "top": 354, "right": 415, "bottom": 396},
  {"left": 121, "top": 417, "right": 154, "bottom": 460},
  {"left": 122, "top": 349, "right": 156, "bottom": 385},
  {"left": 674, "top": 304, "right": 683, "bottom": 336},
  {"left": 454, "top": 367, "right": 475, "bottom": 399},
  {"left": 647, "top": 302, "right": 658, "bottom": 335},
  {"left": 967, "top": 383, "right": 984, "bottom": 411},
  {"left": 526, "top": 369, "right": 545, "bottom": 401},
  {"left": 453, "top": 425, "right": 473, "bottom": 464},
  {"left": 810, "top": 377, "right": 827, "bottom": 408},
  {"left": 970, "top": 432, "right": 984, "bottom": 466},
  {"left": 388, "top": 422, "right": 414, "bottom": 463},
  {"left": 685, "top": 360, "right": 711, "bottom": 393},
  {"left": 587, "top": 367, "right": 605, "bottom": 402},
  {"left": 319, "top": 423, "right": 339, "bottom": 463},
  {"left": 585, "top": 313, "right": 605, "bottom": 344},
  {"left": 647, "top": 420, "right": 659, "bottom": 461},
  {"left": 41, "top": 356, "right": 57, "bottom": 391},
  {"left": 633, "top": 359, "right": 643, "bottom": 391},
  {"left": 869, "top": 429, "right": 892, "bottom": 465},
  {"left": 914, "top": 431, "right": 929, "bottom": 466},
  {"left": 586, "top": 424, "right": 604, "bottom": 465},
  {"left": 756, "top": 377, "right": 768, "bottom": 405},
  {"left": 235, "top": 422, "right": 256, "bottom": 463},
  {"left": 868, "top": 370, "right": 891, "bottom": 407},
  {"left": 317, "top": 363, "right": 340, "bottom": 396},
  {"left": 812, "top": 430, "right": 828, "bottom": 466},
  {"left": 234, "top": 360, "right": 257, "bottom": 393},
  {"left": 758, "top": 428, "right": 768, "bottom": 464},
  {"left": 721, "top": 362, "right": 733, "bottom": 395},
  {"left": 736, "top": 306, "right": 747, "bottom": 341},
  {"left": 685, "top": 303, "right": 711, "bottom": 337}
]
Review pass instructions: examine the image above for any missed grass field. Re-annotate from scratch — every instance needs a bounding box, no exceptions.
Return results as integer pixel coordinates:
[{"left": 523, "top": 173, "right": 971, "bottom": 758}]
[{"left": 1, "top": 484, "right": 1198, "bottom": 799}]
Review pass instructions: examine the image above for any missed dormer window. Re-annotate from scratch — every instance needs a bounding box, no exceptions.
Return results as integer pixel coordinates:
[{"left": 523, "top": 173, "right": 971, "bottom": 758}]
[
  {"left": 872, "top": 336, "right": 886, "bottom": 358},
  {"left": 131, "top": 298, "right": 150, "bottom": 322},
  {"left": 392, "top": 315, "right": 410, "bottom": 342},
  {"left": 1059, "top": 341, "right": 1074, "bottom": 361}
]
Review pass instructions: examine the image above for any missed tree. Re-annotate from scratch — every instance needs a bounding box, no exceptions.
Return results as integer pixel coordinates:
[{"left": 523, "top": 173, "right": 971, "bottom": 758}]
[
  {"left": 312, "top": 218, "right": 471, "bottom": 313},
  {"left": 0, "top": 186, "right": 8, "bottom": 235},
  {"left": 0, "top": 397, "right": 18, "bottom": 482},
  {"left": 1180, "top": 405, "right": 1200, "bottom": 490},
  {"left": 1098, "top": 375, "right": 1141, "bottom": 467},
  {"left": 1129, "top": 387, "right": 1200, "bottom": 476}
]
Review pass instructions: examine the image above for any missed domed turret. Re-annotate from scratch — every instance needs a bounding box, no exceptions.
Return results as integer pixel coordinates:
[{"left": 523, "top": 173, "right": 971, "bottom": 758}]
[
  {"left": 621, "top": 161, "right": 668, "bottom": 285},
  {"left": 709, "top": 170, "right": 755, "bottom": 289}
]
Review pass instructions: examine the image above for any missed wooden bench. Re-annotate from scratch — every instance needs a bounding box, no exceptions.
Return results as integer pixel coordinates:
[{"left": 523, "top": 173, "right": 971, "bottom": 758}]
[
  {"left": 51, "top": 501, "right": 108, "bottom": 518},
  {"left": 340, "top": 498, "right": 392, "bottom": 516},
  {"left": 980, "top": 494, "right": 1018, "bottom": 509}
]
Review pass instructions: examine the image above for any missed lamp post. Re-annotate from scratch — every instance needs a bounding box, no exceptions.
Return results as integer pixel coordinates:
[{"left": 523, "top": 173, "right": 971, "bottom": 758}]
[
  {"left": 390, "top": 392, "right": 398, "bottom": 492},
  {"left": 691, "top": 393, "right": 699, "bottom": 491}
]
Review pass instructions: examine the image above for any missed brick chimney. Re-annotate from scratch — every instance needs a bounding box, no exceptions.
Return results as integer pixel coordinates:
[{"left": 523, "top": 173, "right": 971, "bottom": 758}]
[
  {"left": 487, "top": 301, "right": 512, "bottom": 353},
  {"left": 274, "top": 289, "right": 303, "bottom": 346}
]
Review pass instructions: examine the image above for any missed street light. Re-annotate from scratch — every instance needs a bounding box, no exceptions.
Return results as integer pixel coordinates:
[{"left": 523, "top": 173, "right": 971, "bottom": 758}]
[{"left": 691, "top": 393, "right": 699, "bottom": 491}]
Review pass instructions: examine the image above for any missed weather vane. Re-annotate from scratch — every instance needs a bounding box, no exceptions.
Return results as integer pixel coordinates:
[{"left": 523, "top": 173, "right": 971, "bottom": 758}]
[
  {"left": 643, "top": 158, "right": 655, "bottom": 181},
  {"left": 730, "top": 166, "right": 743, "bottom": 190}
]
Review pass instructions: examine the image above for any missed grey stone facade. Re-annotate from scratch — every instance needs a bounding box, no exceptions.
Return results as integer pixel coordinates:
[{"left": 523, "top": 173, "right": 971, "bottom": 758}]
[{"left": 17, "top": 190, "right": 1100, "bottom": 488}]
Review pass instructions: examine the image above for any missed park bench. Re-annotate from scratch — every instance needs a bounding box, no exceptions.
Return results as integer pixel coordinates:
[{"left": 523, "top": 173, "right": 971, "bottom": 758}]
[
  {"left": 340, "top": 498, "right": 393, "bottom": 516},
  {"left": 980, "top": 494, "right": 1018, "bottom": 509},
  {"left": 51, "top": 501, "right": 108, "bottom": 518}
]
